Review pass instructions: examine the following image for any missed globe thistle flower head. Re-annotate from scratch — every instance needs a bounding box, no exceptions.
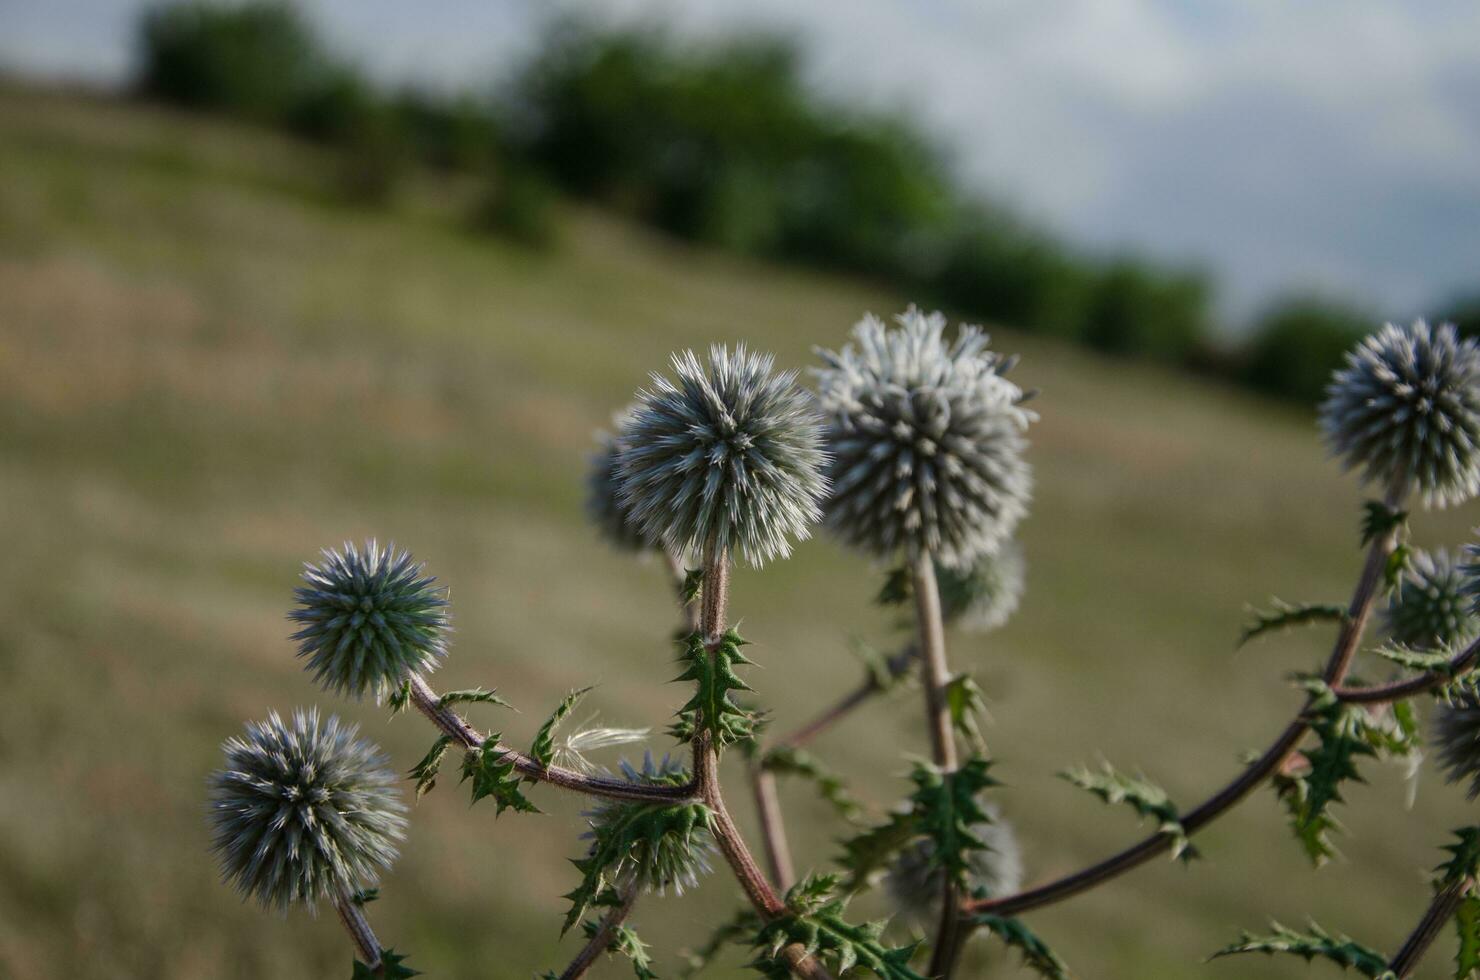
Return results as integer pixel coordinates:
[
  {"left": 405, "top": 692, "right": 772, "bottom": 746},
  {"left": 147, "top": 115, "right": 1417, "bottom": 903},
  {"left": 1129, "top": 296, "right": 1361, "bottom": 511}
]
[
  {"left": 1434, "top": 689, "right": 1480, "bottom": 799},
  {"left": 815, "top": 307, "right": 1035, "bottom": 568},
  {"left": 937, "top": 541, "right": 1026, "bottom": 632},
  {"left": 582, "top": 753, "right": 715, "bottom": 894},
  {"left": 1386, "top": 548, "right": 1475, "bottom": 651},
  {"left": 290, "top": 541, "right": 450, "bottom": 702},
  {"left": 587, "top": 409, "right": 661, "bottom": 553},
  {"left": 618, "top": 345, "right": 827, "bottom": 566},
  {"left": 208, "top": 709, "right": 405, "bottom": 911},
  {"left": 885, "top": 804, "right": 1023, "bottom": 929},
  {"left": 1320, "top": 320, "right": 1480, "bottom": 507}
]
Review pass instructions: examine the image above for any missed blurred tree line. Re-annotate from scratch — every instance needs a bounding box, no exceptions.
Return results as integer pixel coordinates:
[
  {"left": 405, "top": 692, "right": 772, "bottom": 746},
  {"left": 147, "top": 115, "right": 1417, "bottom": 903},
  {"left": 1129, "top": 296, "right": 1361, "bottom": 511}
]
[{"left": 135, "top": 2, "right": 1477, "bottom": 406}]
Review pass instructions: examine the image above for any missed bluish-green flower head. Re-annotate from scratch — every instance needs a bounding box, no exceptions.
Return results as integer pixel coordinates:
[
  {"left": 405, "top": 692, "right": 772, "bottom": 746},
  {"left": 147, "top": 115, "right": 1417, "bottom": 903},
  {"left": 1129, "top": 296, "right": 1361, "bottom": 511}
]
[
  {"left": 618, "top": 345, "right": 827, "bottom": 566},
  {"left": 1435, "top": 690, "right": 1480, "bottom": 799},
  {"left": 885, "top": 803, "right": 1023, "bottom": 928},
  {"left": 208, "top": 709, "right": 405, "bottom": 911},
  {"left": 587, "top": 407, "right": 660, "bottom": 553},
  {"left": 815, "top": 307, "right": 1035, "bottom": 568},
  {"left": 1387, "top": 548, "right": 1474, "bottom": 651},
  {"left": 1320, "top": 320, "right": 1480, "bottom": 507},
  {"left": 290, "top": 541, "right": 450, "bottom": 702}
]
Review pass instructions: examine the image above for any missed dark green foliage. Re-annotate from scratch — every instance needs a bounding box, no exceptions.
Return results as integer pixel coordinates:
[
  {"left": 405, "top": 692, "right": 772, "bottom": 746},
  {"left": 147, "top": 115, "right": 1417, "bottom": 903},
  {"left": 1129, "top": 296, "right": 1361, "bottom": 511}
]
[
  {"left": 352, "top": 948, "right": 420, "bottom": 979},
  {"left": 438, "top": 687, "right": 512, "bottom": 710},
  {"left": 1439, "top": 828, "right": 1480, "bottom": 886},
  {"left": 386, "top": 680, "right": 412, "bottom": 716},
  {"left": 460, "top": 735, "right": 537, "bottom": 816},
  {"left": 1361, "top": 501, "right": 1409, "bottom": 548},
  {"left": 750, "top": 874, "right": 925, "bottom": 980},
  {"left": 349, "top": 887, "right": 378, "bottom": 906},
  {"left": 837, "top": 805, "right": 922, "bottom": 893},
  {"left": 760, "top": 746, "right": 863, "bottom": 823},
  {"left": 1081, "top": 258, "right": 1210, "bottom": 363},
  {"left": 579, "top": 894, "right": 659, "bottom": 980},
  {"left": 970, "top": 915, "right": 1071, "bottom": 980},
  {"left": 1273, "top": 683, "right": 1380, "bottom": 865},
  {"left": 530, "top": 687, "right": 594, "bottom": 768},
  {"left": 1238, "top": 599, "right": 1347, "bottom": 647},
  {"left": 471, "top": 162, "right": 559, "bottom": 248},
  {"left": 1243, "top": 297, "right": 1370, "bottom": 405},
  {"left": 1211, "top": 922, "right": 1392, "bottom": 977},
  {"left": 1061, "top": 763, "right": 1198, "bottom": 862},
  {"left": 671, "top": 629, "right": 756, "bottom": 749},
  {"left": 408, "top": 735, "right": 453, "bottom": 799},
  {"left": 1456, "top": 896, "right": 1480, "bottom": 978}
]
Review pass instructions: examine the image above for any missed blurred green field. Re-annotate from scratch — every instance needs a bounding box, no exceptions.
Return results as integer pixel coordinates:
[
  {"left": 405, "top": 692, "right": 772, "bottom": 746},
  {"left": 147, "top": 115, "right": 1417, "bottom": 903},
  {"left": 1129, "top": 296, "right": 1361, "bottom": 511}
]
[{"left": 1, "top": 84, "right": 1476, "bottom": 979}]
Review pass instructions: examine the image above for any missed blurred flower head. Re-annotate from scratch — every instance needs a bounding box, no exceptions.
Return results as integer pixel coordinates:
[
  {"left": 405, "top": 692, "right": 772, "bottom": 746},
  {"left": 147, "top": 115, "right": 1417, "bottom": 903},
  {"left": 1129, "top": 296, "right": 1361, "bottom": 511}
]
[
  {"left": 289, "top": 541, "right": 450, "bottom": 702},
  {"left": 885, "top": 803, "right": 1023, "bottom": 928},
  {"left": 618, "top": 345, "right": 827, "bottom": 566},
  {"left": 1387, "top": 547, "right": 1474, "bottom": 651},
  {"left": 208, "top": 709, "right": 405, "bottom": 911},
  {"left": 815, "top": 307, "right": 1034, "bottom": 567},
  {"left": 587, "top": 408, "right": 661, "bottom": 553},
  {"left": 1320, "top": 320, "right": 1480, "bottom": 507},
  {"left": 938, "top": 541, "right": 1026, "bottom": 632},
  {"left": 1434, "top": 689, "right": 1480, "bottom": 799}
]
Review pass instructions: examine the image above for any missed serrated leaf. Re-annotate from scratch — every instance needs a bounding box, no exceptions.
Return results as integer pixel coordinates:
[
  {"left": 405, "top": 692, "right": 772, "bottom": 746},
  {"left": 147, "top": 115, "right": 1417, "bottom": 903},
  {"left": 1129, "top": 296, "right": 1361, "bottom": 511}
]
[
  {"left": 670, "top": 629, "right": 756, "bottom": 750},
  {"left": 1238, "top": 599, "right": 1348, "bottom": 648},
  {"left": 387, "top": 680, "right": 412, "bottom": 717},
  {"left": 439, "top": 687, "right": 513, "bottom": 710},
  {"left": 580, "top": 915, "right": 659, "bottom": 980},
  {"left": 408, "top": 734, "right": 453, "bottom": 799},
  {"left": 750, "top": 874, "right": 927, "bottom": 980},
  {"left": 1457, "top": 895, "right": 1480, "bottom": 978},
  {"left": 351, "top": 948, "right": 420, "bottom": 979},
  {"left": 530, "top": 686, "right": 595, "bottom": 769},
  {"left": 460, "top": 734, "right": 538, "bottom": 816},
  {"left": 912, "top": 756, "right": 999, "bottom": 885},
  {"left": 1061, "top": 763, "right": 1198, "bottom": 862},
  {"left": 1361, "top": 500, "right": 1408, "bottom": 547},
  {"left": 836, "top": 807, "right": 920, "bottom": 893},
  {"left": 681, "top": 568, "right": 705, "bottom": 605},
  {"left": 1372, "top": 642, "right": 1458, "bottom": 675},
  {"left": 1211, "top": 921, "right": 1393, "bottom": 977},
  {"left": 1272, "top": 684, "right": 1378, "bottom": 866},
  {"left": 971, "top": 915, "right": 1071, "bottom": 979},
  {"left": 679, "top": 907, "right": 762, "bottom": 977},
  {"left": 349, "top": 887, "right": 379, "bottom": 906},
  {"left": 876, "top": 566, "right": 912, "bottom": 607},
  {"left": 760, "top": 746, "right": 863, "bottom": 823},
  {"left": 1441, "top": 829, "right": 1480, "bottom": 887},
  {"left": 943, "top": 674, "right": 989, "bottom": 752}
]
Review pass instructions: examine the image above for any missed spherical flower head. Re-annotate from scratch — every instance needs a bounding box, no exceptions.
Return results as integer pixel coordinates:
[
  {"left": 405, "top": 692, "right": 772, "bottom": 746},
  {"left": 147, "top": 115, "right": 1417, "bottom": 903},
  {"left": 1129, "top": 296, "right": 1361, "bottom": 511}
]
[
  {"left": 937, "top": 541, "right": 1026, "bottom": 632},
  {"left": 208, "top": 709, "right": 405, "bottom": 911},
  {"left": 618, "top": 345, "right": 827, "bottom": 566},
  {"left": 1435, "top": 690, "right": 1480, "bottom": 799},
  {"left": 289, "top": 541, "right": 450, "bottom": 702},
  {"left": 1320, "top": 320, "right": 1480, "bottom": 507},
  {"left": 1386, "top": 548, "right": 1475, "bottom": 651},
  {"left": 583, "top": 753, "right": 715, "bottom": 894},
  {"left": 815, "top": 307, "right": 1035, "bottom": 567},
  {"left": 587, "top": 409, "right": 660, "bottom": 553},
  {"left": 885, "top": 804, "right": 1023, "bottom": 928}
]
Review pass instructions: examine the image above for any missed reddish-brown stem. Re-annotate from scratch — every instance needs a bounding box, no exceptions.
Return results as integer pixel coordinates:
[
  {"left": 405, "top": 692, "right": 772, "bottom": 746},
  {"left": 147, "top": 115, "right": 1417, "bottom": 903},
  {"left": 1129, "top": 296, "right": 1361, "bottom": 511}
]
[
  {"left": 556, "top": 878, "right": 640, "bottom": 980},
  {"left": 966, "top": 508, "right": 1401, "bottom": 919},
  {"left": 752, "top": 766, "right": 796, "bottom": 890},
  {"left": 334, "top": 891, "right": 381, "bottom": 970},
  {"left": 1335, "top": 634, "right": 1480, "bottom": 703},
  {"left": 1389, "top": 877, "right": 1473, "bottom": 978},
  {"left": 406, "top": 675, "right": 696, "bottom": 803}
]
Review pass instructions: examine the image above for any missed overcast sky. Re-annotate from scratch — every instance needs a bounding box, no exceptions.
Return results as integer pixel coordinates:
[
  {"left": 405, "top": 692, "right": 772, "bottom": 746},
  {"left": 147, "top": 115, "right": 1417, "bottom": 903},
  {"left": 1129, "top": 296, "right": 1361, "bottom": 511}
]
[{"left": 2, "top": 0, "right": 1477, "bottom": 327}]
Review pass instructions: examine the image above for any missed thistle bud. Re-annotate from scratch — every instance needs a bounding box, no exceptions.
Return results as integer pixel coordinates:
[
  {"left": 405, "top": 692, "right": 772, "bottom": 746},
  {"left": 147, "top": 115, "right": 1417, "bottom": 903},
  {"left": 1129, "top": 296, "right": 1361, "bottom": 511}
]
[
  {"left": 582, "top": 754, "right": 715, "bottom": 894},
  {"left": 1387, "top": 548, "right": 1474, "bottom": 651}
]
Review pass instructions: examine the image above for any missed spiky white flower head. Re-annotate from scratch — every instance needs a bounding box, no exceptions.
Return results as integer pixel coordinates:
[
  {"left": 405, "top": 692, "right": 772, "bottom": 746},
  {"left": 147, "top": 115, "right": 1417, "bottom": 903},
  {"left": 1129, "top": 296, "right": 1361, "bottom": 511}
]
[
  {"left": 1387, "top": 548, "right": 1475, "bottom": 651},
  {"left": 1320, "top": 320, "right": 1480, "bottom": 507},
  {"left": 885, "top": 804, "right": 1023, "bottom": 928},
  {"left": 290, "top": 541, "right": 450, "bottom": 702},
  {"left": 208, "top": 709, "right": 405, "bottom": 911},
  {"left": 815, "top": 307, "right": 1035, "bottom": 568},
  {"left": 587, "top": 409, "right": 660, "bottom": 553},
  {"left": 938, "top": 541, "right": 1026, "bottom": 632},
  {"left": 618, "top": 345, "right": 827, "bottom": 566},
  {"left": 1435, "top": 690, "right": 1480, "bottom": 799},
  {"left": 582, "top": 753, "right": 715, "bottom": 894}
]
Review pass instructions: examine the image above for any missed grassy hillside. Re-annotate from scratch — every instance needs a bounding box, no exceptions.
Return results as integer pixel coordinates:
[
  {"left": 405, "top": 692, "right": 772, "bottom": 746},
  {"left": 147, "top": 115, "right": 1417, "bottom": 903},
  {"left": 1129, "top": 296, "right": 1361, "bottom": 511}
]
[{"left": 0, "top": 84, "right": 1474, "bottom": 979}]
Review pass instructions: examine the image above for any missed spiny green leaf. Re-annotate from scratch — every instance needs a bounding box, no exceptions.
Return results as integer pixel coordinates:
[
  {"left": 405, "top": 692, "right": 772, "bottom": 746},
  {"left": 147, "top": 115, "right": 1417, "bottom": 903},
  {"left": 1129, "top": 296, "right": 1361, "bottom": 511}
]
[
  {"left": 530, "top": 686, "right": 595, "bottom": 769},
  {"left": 1385, "top": 544, "right": 1413, "bottom": 597},
  {"left": 386, "top": 680, "right": 413, "bottom": 717},
  {"left": 910, "top": 756, "right": 999, "bottom": 885},
  {"left": 438, "top": 687, "right": 513, "bottom": 710},
  {"left": 836, "top": 807, "right": 920, "bottom": 893},
  {"left": 1238, "top": 599, "right": 1348, "bottom": 648},
  {"left": 876, "top": 566, "right": 912, "bottom": 607},
  {"left": 1440, "top": 828, "right": 1480, "bottom": 887},
  {"left": 580, "top": 915, "right": 659, "bottom": 980},
  {"left": 460, "top": 734, "right": 538, "bottom": 816},
  {"left": 681, "top": 568, "right": 705, "bottom": 605},
  {"left": 349, "top": 887, "right": 379, "bottom": 906},
  {"left": 1272, "top": 683, "right": 1378, "bottom": 866},
  {"left": 1372, "top": 642, "right": 1458, "bottom": 675},
  {"left": 351, "top": 948, "right": 421, "bottom": 979},
  {"left": 1457, "top": 895, "right": 1480, "bottom": 978},
  {"left": 1060, "top": 763, "right": 1198, "bottom": 862},
  {"left": 943, "top": 674, "right": 989, "bottom": 752},
  {"left": 679, "top": 907, "right": 762, "bottom": 977},
  {"left": 670, "top": 629, "right": 756, "bottom": 750},
  {"left": 760, "top": 746, "right": 863, "bottom": 823},
  {"left": 408, "top": 734, "right": 453, "bottom": 799},
  {"left": 751, "top": 874, "right": 927, "bottom": 980},
  {"left": 971, "top": 915, "right": 1071, "bottom": 980},
  {"left": 1211, "top": 921, "right": 1392, "bottom": 977},
  {"left": 1361, "top": 500, "right": 1408, "bottom": 547}
]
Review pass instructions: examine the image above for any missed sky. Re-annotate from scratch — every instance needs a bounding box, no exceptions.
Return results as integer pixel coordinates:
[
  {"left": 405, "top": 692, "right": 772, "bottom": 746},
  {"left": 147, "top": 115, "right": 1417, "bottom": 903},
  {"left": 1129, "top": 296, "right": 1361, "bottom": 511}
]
[{"left": 2, "top": 0, "right": 1478, "bottom": 327}]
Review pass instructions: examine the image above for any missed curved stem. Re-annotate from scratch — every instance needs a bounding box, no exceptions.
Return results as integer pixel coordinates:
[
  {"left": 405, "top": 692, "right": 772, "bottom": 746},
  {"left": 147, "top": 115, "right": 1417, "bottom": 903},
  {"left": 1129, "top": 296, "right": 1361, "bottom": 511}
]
[
  {"left": 556, "top": 878, "right": 641, "bottom": 980},
  {"left": 967, "top": 512, "right": 1400, "bottom": 918},
  {"left": 1335, "top": 634, "right": 1480, "bottom": 703},
  {"left": 334, "top": 891, "right": 381, "bottom": 970},
  {"left": 752, "top": 765, "right": 796, "bottom": 890},
  {"left": 1389, "top": 877, "right": 1473, "bottom": 978},
  {"left": 407, "top": 675, "right": 697, "bottom": 803}
]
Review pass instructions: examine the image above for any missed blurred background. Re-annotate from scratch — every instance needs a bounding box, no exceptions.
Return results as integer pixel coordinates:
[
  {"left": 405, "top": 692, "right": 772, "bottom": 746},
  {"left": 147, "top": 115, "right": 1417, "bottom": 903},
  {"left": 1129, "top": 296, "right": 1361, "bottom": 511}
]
[{"left": 1, "top": 2, "right": 1478, "bottom": 977}]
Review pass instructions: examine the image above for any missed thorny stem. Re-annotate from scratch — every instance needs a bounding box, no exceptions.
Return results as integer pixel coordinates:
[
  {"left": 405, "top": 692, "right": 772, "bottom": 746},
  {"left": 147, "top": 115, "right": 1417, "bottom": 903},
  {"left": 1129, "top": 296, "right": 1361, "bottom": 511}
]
[
  {"left": 1334, "top": 633, "right": 1480, "bottom": 703},
  {"left": 912, "top": 554, "right": 963, "bottom": 978},
  {"left": 1388, "top": 877, "right": 1474, "bottom": 978},
  {"left": 752, "top": 766, "right": 796, "bottom": 890},
  {"left": 556, "top": 878, "right": 641, "bottom": 980},
  {"left": 965, "top": 500, "right": 1403, "bottom": 919},
  {"left": 694, "top": 550, "right": 834, "bottom": 980},
  {"left": 334, "top": 890, "right": 381, "bottom": 971},
  {"left": 406, "top": 675, "right": 697, "bottom": 803}
]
